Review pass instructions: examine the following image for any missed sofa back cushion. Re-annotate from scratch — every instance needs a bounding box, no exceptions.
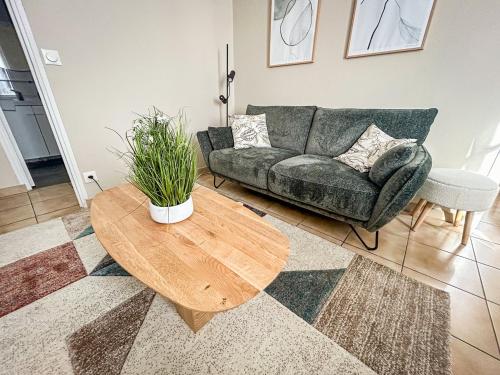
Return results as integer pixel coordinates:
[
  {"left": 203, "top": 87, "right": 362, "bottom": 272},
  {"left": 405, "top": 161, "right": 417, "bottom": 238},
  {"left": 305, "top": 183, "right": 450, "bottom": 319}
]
[
  {"left": 304, "top": 108, "right": 438, "bottom": 157},
  {"left": 246, "top": 105, "right": 317, "bottom": 153}
]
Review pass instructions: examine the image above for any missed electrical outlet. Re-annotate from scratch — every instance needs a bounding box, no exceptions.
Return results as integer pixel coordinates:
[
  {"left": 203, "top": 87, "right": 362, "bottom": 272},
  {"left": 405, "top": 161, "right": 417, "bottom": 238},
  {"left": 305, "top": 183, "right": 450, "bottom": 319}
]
[{"left": 83, "top": 171, "right": 97, "bottom": 183}]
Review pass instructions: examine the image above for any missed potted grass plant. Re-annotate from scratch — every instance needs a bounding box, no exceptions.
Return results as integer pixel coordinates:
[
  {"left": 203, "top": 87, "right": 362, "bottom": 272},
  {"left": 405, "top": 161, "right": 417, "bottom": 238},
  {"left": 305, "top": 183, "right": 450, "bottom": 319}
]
[{"left": 114, "top": 108, "right": 197, "bottom": 223}]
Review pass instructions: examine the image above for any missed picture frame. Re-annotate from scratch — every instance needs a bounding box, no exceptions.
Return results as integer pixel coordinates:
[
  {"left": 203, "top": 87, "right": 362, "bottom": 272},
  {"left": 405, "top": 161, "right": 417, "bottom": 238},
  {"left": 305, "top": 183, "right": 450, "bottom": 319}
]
[
  {"left": 268, "top": 0, "right": 320, "bottom": 67},
  {"left": 345, "top": 0, "right": 436, "bottom": 59}
]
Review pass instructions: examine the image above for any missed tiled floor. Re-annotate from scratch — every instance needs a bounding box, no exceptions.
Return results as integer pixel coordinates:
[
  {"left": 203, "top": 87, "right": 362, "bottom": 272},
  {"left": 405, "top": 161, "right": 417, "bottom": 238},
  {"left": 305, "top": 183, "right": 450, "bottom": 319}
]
[
  {"left": 198, "top": 172, "right": 500, "bottom": 375},
  {"left": 0, "top": 183, "right": 81, "bottom": 234}
]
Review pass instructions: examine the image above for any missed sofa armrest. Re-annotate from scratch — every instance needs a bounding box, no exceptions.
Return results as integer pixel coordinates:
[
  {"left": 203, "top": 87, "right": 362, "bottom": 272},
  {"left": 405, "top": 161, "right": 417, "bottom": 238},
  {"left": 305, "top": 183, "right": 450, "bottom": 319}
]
[
  {"left": 369, "top": 143, "right": 418, "bottom": 187},
  {"left": 196, "top": 130, "right": 214, "bottom": 169},
  {"left": 208, "top": 126, "right": 234, "bottom": 149},
  {"left": 366, "top": 146, "right": 432, "bottom": 231}
]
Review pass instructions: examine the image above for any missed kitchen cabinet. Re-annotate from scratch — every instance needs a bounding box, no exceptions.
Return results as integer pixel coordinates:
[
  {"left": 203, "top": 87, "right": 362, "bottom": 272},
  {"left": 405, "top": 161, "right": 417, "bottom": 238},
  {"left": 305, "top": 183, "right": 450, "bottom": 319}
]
[{"left": 3, "top": 103, "right": 60, "bottom": 161}]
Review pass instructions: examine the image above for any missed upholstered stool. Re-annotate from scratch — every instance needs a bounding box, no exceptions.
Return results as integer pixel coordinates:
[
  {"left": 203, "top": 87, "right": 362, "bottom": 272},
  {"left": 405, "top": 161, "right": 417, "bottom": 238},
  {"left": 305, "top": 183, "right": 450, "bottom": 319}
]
[{"left": 411, "top": 168, "right": 498, "bottom": 244}]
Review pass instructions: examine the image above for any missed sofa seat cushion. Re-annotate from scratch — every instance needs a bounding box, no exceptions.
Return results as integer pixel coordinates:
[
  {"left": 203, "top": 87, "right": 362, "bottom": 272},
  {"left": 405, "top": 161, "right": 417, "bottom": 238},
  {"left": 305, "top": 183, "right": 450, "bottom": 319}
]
[
  {"left": 209, "top": 147, "right": 299, "bottom": 189},
  {"left": 268, "top": 154, "right": 381, "bottom": 221}
]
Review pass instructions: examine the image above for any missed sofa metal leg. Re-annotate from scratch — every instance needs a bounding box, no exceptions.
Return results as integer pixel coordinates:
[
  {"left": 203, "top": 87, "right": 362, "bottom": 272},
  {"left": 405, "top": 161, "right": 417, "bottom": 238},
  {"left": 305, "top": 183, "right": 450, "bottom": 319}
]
[
  {"left": 349, "top": 225, "right": 379, "bottom": 251},
  {"left": 213, "top": 176, "right": 225, "bottom": 189}
]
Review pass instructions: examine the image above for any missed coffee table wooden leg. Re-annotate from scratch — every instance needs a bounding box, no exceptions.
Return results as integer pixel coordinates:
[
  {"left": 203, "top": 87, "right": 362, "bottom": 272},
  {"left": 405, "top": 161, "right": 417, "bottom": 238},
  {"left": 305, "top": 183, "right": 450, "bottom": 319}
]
[
  {"left": 462, "top": 211, "right": 474, "bottom": 245},
  {"left": 174, "top": 303, "right": 214, "bottom": 333},
  {"left": 411, "top": 202, "right": 434, "bottom": 231}
]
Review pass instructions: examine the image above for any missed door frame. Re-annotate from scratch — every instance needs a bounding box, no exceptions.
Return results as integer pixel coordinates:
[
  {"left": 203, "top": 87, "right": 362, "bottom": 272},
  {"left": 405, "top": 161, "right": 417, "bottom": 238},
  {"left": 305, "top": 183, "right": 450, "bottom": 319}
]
[{"left": 4, "top": 0, "right": 88, "bottom": 207}]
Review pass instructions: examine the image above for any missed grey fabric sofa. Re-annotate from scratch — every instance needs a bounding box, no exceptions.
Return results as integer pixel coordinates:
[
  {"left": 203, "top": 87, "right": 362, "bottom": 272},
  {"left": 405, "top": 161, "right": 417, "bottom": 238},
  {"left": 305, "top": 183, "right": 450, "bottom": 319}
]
[{"left": 197, "top": 105, "right": 437, "bottom": 249}]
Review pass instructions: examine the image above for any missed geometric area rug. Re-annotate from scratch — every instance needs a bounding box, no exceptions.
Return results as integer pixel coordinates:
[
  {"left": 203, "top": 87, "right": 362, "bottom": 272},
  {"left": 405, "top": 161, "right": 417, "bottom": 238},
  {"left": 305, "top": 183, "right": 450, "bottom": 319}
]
[{"left": 0, "top": 206, "right": 451, "bottom": 374}]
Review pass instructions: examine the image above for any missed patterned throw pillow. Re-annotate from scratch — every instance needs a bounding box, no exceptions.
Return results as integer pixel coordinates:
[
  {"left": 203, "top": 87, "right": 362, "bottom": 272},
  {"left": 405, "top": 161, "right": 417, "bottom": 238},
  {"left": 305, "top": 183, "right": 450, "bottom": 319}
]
[
  {"left": 334, "top": 124, "right": 417, "bottom": 173},
  {"left": 230, "top": 114, "right": 271, "bottom": 149}
]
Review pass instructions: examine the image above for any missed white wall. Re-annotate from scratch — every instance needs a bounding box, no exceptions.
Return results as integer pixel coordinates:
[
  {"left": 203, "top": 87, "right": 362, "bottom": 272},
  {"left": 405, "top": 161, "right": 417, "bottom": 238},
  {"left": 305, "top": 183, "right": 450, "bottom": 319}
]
[
  {"left": 0, "top": 144, "right": 19, "bottom": 189},
  {"left": 21, "top": 0, "right": 233, "bottom": 197},
  {"left": 233, "top": 0, "right": 500, "bottom": 179}
]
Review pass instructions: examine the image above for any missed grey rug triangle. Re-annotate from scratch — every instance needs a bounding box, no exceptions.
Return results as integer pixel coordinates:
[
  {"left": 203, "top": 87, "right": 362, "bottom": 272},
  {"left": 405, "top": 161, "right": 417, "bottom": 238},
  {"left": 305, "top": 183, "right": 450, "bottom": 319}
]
[
  {"left": 75, "top": 226, "right": 94, "bottom": 240},
  {"left": 66, "top": 288, "right": 155, "bottom": 375},
  {"left": 264, "top": 269, "right": 345, "bottom": 324},
  {"left": 90, "top": 255, "right": 129, "bottom": 276}
]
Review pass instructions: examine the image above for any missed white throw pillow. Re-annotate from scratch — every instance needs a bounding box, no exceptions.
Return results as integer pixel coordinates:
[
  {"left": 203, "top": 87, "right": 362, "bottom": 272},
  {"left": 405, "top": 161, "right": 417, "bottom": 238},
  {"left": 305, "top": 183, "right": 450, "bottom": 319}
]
[
  {"left": 230, "top": 114, "right": 271, "bottom": 149},
  {"left": 334, "top": 124, "right": 417, "bottom": 173}
]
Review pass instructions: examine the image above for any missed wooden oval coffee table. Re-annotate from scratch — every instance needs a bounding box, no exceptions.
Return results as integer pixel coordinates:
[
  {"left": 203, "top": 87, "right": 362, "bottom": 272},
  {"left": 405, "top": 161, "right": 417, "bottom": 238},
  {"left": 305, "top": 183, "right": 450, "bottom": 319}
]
[{"left": 91, "top": 183, "right": 289, "bottom": 332}]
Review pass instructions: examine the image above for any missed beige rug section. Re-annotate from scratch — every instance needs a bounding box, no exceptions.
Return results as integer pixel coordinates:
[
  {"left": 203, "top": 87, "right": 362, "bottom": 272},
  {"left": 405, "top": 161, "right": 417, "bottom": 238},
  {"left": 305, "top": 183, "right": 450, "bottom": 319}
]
[{"left": 122, "top": 292, "right": 375, "bottom": 375}]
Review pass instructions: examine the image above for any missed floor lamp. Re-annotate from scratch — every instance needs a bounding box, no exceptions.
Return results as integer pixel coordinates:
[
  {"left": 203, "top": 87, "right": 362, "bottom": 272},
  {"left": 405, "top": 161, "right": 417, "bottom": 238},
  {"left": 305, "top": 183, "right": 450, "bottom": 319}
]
[{"left": 219, "top": 44, "right": 235, "bottom": 127}]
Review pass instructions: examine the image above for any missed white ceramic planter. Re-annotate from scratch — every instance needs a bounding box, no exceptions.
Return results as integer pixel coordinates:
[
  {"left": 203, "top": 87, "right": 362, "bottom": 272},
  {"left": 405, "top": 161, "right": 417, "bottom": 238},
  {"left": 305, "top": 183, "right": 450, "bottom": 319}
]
[{"left": 149, "top": 196, "right": 193, "bottom": 224}]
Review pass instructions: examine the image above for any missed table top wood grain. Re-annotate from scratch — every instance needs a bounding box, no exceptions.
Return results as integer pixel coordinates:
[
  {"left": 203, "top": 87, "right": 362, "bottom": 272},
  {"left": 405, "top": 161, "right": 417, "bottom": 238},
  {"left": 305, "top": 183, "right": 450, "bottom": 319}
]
[{"left": 90, "top": 183, "right": 289, "bottom": 313}]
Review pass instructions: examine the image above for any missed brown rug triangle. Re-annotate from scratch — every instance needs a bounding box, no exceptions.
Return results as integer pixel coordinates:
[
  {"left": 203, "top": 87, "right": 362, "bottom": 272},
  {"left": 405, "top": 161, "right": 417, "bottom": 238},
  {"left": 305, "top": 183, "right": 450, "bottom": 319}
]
[
  {"left": 66, "top": 288, "right": 155, "bottom": 375},
  {"left": 313, "top": 255, "right": 451, "bottom": 375}
]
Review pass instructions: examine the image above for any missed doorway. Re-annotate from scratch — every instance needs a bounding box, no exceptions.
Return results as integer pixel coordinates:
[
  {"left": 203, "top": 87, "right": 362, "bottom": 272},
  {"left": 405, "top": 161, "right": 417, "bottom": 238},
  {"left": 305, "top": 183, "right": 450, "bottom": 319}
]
[
  {"left": 0, "top": 0, "right": 70, "bottom": 188},
  {"left": 0, "top": 0, "right": 85, "bottom": 233}
]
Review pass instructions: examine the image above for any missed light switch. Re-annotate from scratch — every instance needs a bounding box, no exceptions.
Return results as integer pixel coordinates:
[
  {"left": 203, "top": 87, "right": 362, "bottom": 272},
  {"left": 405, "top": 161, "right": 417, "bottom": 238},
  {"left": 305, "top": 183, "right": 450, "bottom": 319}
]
[{"left": 41, "top": 49, "right": 62, "bottom": 65}]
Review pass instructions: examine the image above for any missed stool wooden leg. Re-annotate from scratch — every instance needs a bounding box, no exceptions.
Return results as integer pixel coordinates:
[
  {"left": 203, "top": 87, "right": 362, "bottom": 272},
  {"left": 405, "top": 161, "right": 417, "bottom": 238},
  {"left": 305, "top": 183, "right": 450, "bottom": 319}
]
[
  {"left": 454, "top": 210, "right": 464, "bottom": 227},
  {"left": 411, "top": 199, "right": 427, "bottom": 217},
  {"left": 461, "top": 211, "right": 474, "bottom": 245},
  {"left": 411, "top": 202, "right": 434, "bottom": 231},
  {"left": 443, "top": 208, "right": 455, "bottom": 224}
]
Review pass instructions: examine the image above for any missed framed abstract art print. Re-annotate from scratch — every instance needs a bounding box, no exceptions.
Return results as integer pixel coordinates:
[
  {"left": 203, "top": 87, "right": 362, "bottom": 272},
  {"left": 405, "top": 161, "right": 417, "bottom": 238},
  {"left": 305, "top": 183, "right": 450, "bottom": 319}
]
[
  {"left": 268, "top": 0, "right": 320, "bottom": 67},
  {"left": 346, "top": 0, "right": 436, "bottom": 58}
]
